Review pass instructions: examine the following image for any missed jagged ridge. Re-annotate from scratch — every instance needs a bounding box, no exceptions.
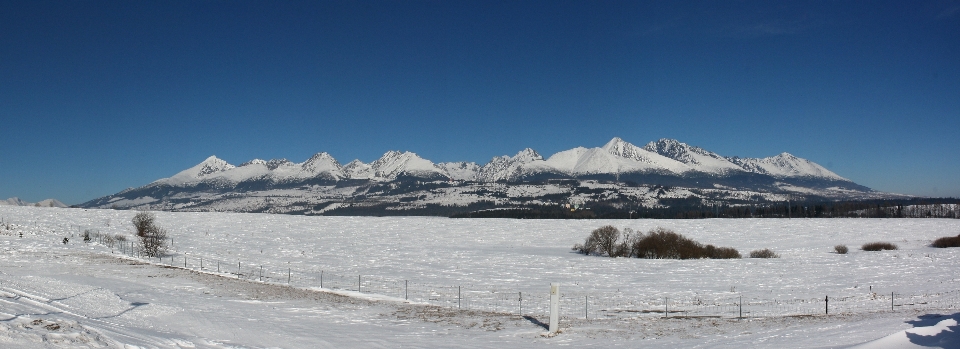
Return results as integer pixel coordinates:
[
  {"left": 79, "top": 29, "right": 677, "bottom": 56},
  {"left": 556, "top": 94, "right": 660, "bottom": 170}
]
[
  {"left": 79, "top": 137, "right": 872, "bottom": 212},
  {"left": 149, "top": 137, "right": 850, "bottom": 186}
]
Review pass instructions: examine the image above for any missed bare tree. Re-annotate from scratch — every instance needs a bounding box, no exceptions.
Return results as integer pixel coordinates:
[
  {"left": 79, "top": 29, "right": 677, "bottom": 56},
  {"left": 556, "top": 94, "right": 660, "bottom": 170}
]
[
  {"left": 132, "top": 211, "right": 155, "bottom": 237},
  {"left": 131, "top": 212, "right": 167, "bottom": 257},
  {"left": 141, "top": 225, "right": 168, "bottom": 257},
  {"left": 573, "top": 226, "right": 615, "bottom": 256},
  {"left": 590, "top": 225, "right": 620, "bottom": 257},
  {"left": 572, "top": 236, "right": 597, "bottom": 255}
]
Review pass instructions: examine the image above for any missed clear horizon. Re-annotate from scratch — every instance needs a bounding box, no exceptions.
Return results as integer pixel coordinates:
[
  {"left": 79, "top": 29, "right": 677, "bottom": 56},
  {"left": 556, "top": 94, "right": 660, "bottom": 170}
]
[{"left": 2, "top": 1, "right": 958, "bottom": 204}]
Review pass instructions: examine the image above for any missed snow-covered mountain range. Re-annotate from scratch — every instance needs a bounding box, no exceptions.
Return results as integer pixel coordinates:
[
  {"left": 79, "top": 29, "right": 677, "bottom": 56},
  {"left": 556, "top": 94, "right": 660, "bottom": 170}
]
[
  {"left": 80, "top": 137, "right": 893, "bottom": 215},
  {"left": 1, "top": 197, "right": 67, "bottom": 208},
  {"left": 150, "top": 137, "right": 850, "bottom": 185}
]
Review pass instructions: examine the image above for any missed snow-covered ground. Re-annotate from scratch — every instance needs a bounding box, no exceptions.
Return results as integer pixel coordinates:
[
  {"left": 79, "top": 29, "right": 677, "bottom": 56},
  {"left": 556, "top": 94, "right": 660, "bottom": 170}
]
[{"left": 1, "top": 206, "right": 958, "bottom": 348}]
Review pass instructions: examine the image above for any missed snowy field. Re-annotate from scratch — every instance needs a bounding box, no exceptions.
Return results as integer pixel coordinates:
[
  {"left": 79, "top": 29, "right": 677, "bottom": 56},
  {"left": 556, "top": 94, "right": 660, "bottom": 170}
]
[{"left": 1, "top": 206, "right": 959, "bottom": 348}]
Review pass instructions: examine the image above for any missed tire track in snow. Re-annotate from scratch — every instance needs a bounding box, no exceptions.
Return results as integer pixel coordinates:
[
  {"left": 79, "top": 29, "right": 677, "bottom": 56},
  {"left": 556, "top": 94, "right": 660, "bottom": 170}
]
[{"left": 0, "top": 284, "right": 181, "bottom": 348}]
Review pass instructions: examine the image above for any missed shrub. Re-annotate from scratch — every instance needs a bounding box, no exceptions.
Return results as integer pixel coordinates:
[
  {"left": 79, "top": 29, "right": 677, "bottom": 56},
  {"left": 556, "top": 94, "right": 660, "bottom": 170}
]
[
  {"left": 862, "top": 242, "right": 898, "bottom": 251},
  {"left": 707, "top": 245, "right": 742, "bottom": 259},
  {"left": 576, "top": 226, "right": 741, "bottom": 259},
  {"left": 834, "top": 245, "right": 849, "bottom": 254},
  {"left": 103, "top": 234, "right": 116, "bottom": 248},
  {"left": 82, "top": 230, "right": 92, "bottom": 243},
  {"left": 132, "top": 212, "right": 155, "bottom": 237},
  {"left": 931, "top": 235, "right": 960, "bottom": 248},
  {"left": 573, "top": 225, "right": 639, "bottom": 257},
  {"left": 573, "top": 234, "right": 599, "bottom": 256},
  {"left": 749, "top": 248, "right": 779, "bottom": 258},
  {"left": 634, "top": 228, "right": 701, "bottom": 259},
  {"left": 632, "top": 228, "right": 740, "bottom": 259},
  {"left": 571, "top": 242, "right": 593, "bottom": 255},
  {"left": 572, "top": 244, "right": 587, "bottom": 254}
]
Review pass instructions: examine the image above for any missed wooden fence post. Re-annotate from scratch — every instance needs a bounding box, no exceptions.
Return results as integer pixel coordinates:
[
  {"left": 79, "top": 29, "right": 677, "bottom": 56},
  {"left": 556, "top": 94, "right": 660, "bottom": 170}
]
[{"left": 549, "top": 283, "right": 559, "bottom": 333}]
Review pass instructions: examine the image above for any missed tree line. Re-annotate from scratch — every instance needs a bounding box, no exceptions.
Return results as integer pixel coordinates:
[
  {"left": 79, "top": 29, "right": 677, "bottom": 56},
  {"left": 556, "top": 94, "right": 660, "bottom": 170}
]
[{"left": 450, "top": 198, "right": 960, "bottom": 219}]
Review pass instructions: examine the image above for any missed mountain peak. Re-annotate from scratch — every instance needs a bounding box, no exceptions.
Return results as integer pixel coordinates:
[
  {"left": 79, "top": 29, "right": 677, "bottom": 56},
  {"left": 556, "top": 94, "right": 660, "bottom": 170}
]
[
  {"left": 1, "top": 197, "right": 67, "bottom": 208},
  {"left": 197, "top": 156, "right": 234, "bottom": 174},
  {"left": 343, "top": 159, "right": 373, "bottom": 179},
  {"left": 265, "top": 158, "right": 294, "bottom": 170},
  {"left": 239, "top": 159, "right": 267, "bottom": 167},
  {"left": 475, "top": 148, "right": 545, "bottom": 182},
  {"left": 81, "top": 137, "right": 873, "bottom": 212},
  {"left": 1, "top": 197, "right": 27, "bottom": 206},
  {"left": 643, "top": 138, "right": 702, "bottom": 161},
  {"left": 602, "top": 137, "right": 639, "bottom": 155},
  {"left": 513, "top": 148, "right": 542, "bottom": 162},
  {"left": 139, "top": 138, "right": 852, "bottom": 191},
  {"left": 202, "top": 155, "right": 223, "bottom": 163},
  {"left": 306, "top": 152, "right": 333, "bottom": 160},
  {"left": 643, "top": 138, "right": 686, "bottom": 153},
  {"left": 159, "top": 155, "right": 236, "bottom": 185},
  {"left": 603, "top": 137, "right": 626, "bottom": 147},
  {"left": 302, "top": 152, "right": 341, "bottom": 167},
  {"left": 643, "top": 139, "right": 737, "bottom": 170},
  {"left": 729, "top": 152, "right": 847, "bottom": 181},
  {"left": 370, "top": 151, "right": 443, "bottom": 180},
  {"left": 299, "top": 152, "right": 344, "bottom": 179}
]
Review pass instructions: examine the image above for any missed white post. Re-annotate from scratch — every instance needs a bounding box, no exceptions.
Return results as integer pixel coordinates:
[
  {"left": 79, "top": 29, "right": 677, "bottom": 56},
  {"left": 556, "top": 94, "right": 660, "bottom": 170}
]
[{"left": 549, "top": 283, "right": 560, "bottom": 333}]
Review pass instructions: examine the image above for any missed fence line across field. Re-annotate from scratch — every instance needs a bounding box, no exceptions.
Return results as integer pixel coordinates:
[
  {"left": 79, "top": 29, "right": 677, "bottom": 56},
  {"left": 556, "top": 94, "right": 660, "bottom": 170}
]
[{"left": 78, "top": 229, "right": 960, "bottom": 321}]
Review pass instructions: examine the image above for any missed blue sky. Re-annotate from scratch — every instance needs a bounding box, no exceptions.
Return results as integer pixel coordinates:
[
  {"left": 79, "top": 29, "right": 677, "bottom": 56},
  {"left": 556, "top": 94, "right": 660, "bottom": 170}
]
[{"left": 2, "top": 1, "right": 959, "bottom": 205}]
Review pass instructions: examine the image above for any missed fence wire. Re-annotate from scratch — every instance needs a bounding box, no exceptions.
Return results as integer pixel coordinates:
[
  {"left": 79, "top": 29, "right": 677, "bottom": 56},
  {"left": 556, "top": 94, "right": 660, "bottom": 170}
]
[{"left": 80, "top": 230, "right": 960, "bottom": 321}]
